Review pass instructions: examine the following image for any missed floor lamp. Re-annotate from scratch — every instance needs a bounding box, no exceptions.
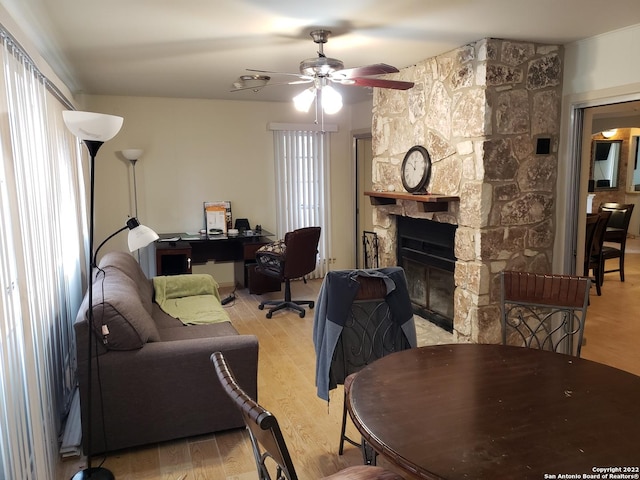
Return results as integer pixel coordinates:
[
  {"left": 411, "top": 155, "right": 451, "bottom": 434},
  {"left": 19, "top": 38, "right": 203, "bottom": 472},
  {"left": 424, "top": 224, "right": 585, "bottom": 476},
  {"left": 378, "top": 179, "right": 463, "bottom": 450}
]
[
  {"left": 63, "top": 111, "right": 158, "bottom": 480},
  {"left": 121, "top": 149, "right": 144, "bottom": 261},
  {"left": 121, "top": 149, "right": 143, "bottom": 219}
]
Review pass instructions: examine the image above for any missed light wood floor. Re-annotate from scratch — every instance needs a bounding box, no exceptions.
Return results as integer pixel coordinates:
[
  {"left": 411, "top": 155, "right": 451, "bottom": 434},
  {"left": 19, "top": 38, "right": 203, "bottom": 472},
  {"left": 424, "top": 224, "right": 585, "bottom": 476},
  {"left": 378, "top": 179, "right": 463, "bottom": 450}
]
[
  {"left": 580, "top": 252, "right": 640, "bottom": 376},
  {"left": 58, "top": 257, "right": 640, "bottom": 479}
]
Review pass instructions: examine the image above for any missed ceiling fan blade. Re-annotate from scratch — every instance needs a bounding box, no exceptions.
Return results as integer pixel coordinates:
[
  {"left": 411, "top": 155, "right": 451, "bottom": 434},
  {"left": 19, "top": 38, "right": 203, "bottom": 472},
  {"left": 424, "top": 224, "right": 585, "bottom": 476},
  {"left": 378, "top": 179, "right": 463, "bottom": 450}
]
[
  {"left": 246, "top": 68, "right": 311, "bottom": 80},
  {"left": 347, "top": 77, "right": 415, "bottom": 90},
  {"left": 230, "top": 79, "right": 313, "bottom": 92},
  {"left": 288, "top": 79, "right": 314, "bottom": 85},
  {"left": 335, "top": 63, "right": 400, "bottom": 79}
]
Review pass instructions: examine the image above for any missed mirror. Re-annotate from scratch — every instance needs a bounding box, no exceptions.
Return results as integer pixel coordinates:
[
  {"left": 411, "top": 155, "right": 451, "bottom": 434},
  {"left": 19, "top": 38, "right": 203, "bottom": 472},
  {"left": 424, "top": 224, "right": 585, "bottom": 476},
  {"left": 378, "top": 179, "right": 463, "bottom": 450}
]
[
  {"left": 633, "top": 136, "right": 640, "bottom": 190},
  {"left": 591, "top": 140, "right": 622, "bottom": 189}
]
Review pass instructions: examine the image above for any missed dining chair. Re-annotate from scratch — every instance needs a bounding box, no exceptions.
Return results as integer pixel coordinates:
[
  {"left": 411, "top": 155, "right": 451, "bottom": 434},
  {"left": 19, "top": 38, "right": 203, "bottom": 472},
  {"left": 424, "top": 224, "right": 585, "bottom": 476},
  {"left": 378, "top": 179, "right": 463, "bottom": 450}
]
[
  {"left": 336, "top": 274, "right": 415, "bottom": 460},
  {"left": 211, "top": 352, "right": 405, "bottom": 480},
  {"left": 598, "top": 202, "right": 635, "bottom": 283},
  {"left": 312, "top": 268, "right": 416, "bottom": 464},
  {"left": 583, "top": 213, "right": 599, "bottom": 278},
  {"left": 500, "top": 271, "right": 591, "bottom": 357},
  {"left": 256, "top": 226, "right": 321, "bottom": 318},
  {"left": 586, "top": 210, "right": 611, "bottom": 295}
]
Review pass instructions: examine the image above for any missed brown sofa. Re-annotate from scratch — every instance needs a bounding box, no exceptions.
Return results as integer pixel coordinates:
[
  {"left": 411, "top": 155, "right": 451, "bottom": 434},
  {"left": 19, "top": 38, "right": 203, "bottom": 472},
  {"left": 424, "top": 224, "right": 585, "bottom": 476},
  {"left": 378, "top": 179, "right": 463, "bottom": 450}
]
[{"left": 74, "top": 251, "right": 258, "bottom": 455}]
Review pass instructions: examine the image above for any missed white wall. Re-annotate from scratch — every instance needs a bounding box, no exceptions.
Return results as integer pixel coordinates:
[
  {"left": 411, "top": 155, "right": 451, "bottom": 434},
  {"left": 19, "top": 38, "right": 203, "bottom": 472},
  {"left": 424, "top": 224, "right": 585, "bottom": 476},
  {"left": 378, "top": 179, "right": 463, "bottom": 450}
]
[
  {"left": 555, "top": 23, "right": 640, "bottom": 272},
  {"left": 85, "top": 94, "right": 370, "bottom": 283}
]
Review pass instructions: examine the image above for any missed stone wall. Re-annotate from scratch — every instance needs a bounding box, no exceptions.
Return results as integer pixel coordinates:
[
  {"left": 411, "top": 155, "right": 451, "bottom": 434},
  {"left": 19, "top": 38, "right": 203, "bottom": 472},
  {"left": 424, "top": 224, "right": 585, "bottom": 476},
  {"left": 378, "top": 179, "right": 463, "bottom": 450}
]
[{"left": 371, "top": 38, "right": 564, "bottom": 343}]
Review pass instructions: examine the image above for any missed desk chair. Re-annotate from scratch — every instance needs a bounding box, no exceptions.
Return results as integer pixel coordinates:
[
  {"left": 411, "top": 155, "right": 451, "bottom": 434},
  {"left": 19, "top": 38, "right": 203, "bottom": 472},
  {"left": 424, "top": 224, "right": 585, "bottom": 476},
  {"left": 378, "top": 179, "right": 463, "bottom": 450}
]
[
  {"left": 599, "top": 202, "right": 635, "bottom": 282},
  {"left": 256, "top": 226, "right": 321, "bottom": 318},
  {"left": 211, "top": 352, "right": 404, "bottom": 480},
  {"left": 500, "top": 271, "right": 591, "bottom": 357}
]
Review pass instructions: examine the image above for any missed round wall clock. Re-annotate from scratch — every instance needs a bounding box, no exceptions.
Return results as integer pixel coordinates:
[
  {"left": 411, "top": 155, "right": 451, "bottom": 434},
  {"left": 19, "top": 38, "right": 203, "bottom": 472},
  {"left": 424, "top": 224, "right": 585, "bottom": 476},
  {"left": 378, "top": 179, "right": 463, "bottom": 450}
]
[{"left": 401, "top": 145, "right": 431, "bottom": 193}]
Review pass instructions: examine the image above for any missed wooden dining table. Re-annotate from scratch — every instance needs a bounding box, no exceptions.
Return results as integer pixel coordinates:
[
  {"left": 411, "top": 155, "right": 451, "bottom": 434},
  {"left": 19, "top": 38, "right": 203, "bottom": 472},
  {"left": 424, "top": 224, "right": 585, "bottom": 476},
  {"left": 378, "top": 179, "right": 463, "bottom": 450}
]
[{"left": 346, "top": 344, "right": 640, "bottom": 480}]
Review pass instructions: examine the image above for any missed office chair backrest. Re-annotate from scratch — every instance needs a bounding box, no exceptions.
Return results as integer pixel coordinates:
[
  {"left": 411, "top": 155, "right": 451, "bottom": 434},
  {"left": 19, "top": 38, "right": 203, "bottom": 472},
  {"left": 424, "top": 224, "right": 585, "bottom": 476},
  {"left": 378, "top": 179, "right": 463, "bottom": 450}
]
[
  {"left": 500, "top": 271, "right": 591, "bottom": 357},
  {"left": 211, "top": 352, "right": 298, "bottom": 480},
  {"left": 282, "top": 227, "right": 321, "bottom": 279}
]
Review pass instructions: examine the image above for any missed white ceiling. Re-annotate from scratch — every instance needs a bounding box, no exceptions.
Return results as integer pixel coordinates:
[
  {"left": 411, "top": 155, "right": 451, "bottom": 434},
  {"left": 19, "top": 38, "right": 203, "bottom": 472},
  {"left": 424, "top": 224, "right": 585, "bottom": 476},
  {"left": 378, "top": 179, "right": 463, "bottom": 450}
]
[{"left": 3, "top": 0, "right": 640, "bottom": 104}]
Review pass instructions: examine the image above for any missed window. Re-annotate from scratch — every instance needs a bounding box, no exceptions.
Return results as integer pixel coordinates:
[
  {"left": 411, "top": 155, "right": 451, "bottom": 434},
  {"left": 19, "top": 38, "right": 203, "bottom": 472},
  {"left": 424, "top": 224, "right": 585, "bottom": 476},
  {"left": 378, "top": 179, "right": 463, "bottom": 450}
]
[
  {"left": 271, "top": 125, "right": 333, "bottom": 278},
  {"left": 0, "top": 29, "right": 85, "bottom": 479}
]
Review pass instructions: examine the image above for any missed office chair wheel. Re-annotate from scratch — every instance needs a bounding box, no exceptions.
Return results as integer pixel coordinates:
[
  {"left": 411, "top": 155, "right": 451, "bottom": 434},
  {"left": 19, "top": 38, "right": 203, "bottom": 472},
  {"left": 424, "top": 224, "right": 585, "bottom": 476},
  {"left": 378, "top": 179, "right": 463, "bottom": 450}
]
[
  {"left": 266, "top": 311, "right": 273, "bottom": 319},
  {"left": 258, "top": 304, "right": 264, "bottom": 310},
  {"left": 299, "top": 310, "right": 305, "bottom": 318},
  {"left": 309, "top": 301, "right": 314, "bottom": 309}
]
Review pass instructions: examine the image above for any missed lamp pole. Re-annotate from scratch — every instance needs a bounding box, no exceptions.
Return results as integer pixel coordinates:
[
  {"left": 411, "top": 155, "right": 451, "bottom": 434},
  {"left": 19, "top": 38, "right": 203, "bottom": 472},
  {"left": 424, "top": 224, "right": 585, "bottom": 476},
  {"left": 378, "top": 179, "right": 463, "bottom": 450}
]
[
  {"left": 121, "top": 149, "right": 144, "bottom": 219},
  {"left": 64, "top": 110, "right": 123, "bottom": 480},
  {"left": 73, "top": 140, "right": 114, "bottom": 480},
  {"left": 121, "top": 149, "right": 144, "bottom": 261}
]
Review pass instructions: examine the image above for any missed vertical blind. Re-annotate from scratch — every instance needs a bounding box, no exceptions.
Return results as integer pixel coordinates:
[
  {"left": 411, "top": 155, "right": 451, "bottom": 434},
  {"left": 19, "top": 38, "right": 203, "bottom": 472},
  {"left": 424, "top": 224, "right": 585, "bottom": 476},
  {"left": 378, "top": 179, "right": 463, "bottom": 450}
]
[
  {"left": 272, "top": 127, "right": 332, "bottom": 278},
  {"left": 0, "top": 27, "right": 85, "bottom": 480}
]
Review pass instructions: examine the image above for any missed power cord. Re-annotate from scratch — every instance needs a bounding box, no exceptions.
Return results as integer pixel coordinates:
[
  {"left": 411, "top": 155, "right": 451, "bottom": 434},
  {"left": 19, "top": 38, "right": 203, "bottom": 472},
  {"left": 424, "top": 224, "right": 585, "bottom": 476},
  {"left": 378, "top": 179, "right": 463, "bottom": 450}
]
[
  {"left": 90, "top": 267, "right": 111, "bottom": 464},
  {"left": 221, "top": 287, "right": 237, "bottom": 305}
]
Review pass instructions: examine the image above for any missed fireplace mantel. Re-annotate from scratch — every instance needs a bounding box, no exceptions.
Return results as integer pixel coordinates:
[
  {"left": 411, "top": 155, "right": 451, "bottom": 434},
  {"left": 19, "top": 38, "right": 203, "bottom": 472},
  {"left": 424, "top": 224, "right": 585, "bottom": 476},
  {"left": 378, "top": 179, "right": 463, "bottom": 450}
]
[{"left": 365, "top": 191, "right": 459, "bottom": 212}]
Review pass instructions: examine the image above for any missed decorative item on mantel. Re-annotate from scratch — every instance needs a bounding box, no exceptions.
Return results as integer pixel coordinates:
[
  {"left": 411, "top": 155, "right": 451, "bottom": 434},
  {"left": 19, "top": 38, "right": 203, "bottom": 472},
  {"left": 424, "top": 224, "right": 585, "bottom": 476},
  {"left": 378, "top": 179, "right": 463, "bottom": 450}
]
[
  {"left": 364, "top": 191, "right": 459, "bottom": 213},
  {"left": 400, "top": 145, "right": 432, "bottom": 194}
]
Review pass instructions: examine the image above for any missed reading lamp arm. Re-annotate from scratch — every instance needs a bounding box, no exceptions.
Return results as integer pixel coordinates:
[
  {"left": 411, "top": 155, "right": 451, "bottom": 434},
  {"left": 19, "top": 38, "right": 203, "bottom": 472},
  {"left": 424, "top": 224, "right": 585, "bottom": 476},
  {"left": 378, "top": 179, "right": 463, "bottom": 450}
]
[
  {"left": 91, "top": 218, "right": 142, "bottom": 268},
  {"left": 92, "top": 225, "right": 128, "bottom": 268}
]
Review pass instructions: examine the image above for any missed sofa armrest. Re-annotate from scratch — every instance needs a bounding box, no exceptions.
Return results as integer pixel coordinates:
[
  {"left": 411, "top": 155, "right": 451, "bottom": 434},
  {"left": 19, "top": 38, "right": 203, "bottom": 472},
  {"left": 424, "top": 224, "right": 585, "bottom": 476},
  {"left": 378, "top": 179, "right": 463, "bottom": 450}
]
[{"left": 78, "top": 334, "right": 259, "bottom": 454}]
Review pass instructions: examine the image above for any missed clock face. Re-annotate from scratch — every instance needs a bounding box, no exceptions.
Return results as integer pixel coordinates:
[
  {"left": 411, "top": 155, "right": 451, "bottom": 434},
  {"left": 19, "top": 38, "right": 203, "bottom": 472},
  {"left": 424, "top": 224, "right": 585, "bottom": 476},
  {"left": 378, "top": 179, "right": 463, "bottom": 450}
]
[
  {"left": 401, "top": 146, "right": 431, "bottom": 193},
  {"left": 403, "top": 151, "right": 427, "bottom": 188}
]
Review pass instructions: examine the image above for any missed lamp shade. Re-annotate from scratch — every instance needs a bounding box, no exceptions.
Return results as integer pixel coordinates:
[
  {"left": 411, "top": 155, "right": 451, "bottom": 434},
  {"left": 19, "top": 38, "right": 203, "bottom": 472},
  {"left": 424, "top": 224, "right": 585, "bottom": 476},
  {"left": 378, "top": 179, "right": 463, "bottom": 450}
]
[
  {"left": 293, "top": 87, "right": 316, "bottom": 113},
  {"left": 321, "top": 85, "right": 343, "bottom": 114},
  {"left": 122, "top": 149, "right": 144, "bottom": 161},
  {"left": 62, "top": 111, "right": 123, "bottom": 142},
  {"left": 127, "top": 222, "right": 159, "bottom": 252}
]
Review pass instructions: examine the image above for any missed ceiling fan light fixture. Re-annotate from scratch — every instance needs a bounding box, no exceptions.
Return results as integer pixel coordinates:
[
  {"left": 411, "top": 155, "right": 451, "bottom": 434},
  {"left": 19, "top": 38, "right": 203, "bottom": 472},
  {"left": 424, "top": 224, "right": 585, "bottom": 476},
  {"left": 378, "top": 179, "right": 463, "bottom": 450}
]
[
  {"left": 321, "top": 85, "right": 342, "bottom": 114},
  {"left": 293, "top": 87, "right": 316, "bottom": 113}
]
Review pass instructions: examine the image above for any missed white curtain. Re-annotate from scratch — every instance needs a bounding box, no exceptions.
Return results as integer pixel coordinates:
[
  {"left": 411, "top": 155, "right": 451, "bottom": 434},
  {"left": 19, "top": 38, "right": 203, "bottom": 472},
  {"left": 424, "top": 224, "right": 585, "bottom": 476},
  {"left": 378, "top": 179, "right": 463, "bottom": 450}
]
[
  {"left": 0, "top": 29, "right": 85, "bottom": 480},
  {"left": 271, "top": 126, "right": 332, "bottom": 279}
]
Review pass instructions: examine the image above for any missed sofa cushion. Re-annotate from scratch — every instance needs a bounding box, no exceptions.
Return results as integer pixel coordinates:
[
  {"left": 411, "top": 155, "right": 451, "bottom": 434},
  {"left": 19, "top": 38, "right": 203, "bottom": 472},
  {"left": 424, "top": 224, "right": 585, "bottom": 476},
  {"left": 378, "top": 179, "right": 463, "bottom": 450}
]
[
  {"left": 158, "top": 320, "right": 238, "bottom": 341},
  {"left": 78, "top": 267, "right": 161, "bottom": 350},
  {"left": 98, "top": 251, "right": 154, "bottom": 315}
]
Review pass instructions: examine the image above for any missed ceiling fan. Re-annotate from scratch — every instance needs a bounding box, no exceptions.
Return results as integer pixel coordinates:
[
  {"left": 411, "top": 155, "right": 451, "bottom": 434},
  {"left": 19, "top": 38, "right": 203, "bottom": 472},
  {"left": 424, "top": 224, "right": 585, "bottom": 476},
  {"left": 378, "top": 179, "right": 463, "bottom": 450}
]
[{"left": 232, "top": 29, "right": 414, "bottom": 114}]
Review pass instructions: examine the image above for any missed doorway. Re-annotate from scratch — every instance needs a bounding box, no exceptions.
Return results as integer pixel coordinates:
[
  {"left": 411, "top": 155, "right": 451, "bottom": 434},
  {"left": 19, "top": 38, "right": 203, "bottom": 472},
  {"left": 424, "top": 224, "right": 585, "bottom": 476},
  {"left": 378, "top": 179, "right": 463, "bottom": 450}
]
[
  {"left": 353, "top": 131, "right": 373, "bottom": 268},
  {"left": 572, "top": 99, "right": 640, "bottom": 274}
]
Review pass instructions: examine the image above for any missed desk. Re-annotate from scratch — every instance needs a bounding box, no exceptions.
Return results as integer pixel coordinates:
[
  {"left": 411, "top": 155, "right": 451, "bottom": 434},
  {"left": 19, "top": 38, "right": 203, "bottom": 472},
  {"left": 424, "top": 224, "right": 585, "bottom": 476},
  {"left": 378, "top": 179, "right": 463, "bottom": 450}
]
[
  {"left": 155, "top": 230, "right": 278, "bottom": 290},
  {"left": 347, "top": 344, "right": 640, "bottom": 480}
]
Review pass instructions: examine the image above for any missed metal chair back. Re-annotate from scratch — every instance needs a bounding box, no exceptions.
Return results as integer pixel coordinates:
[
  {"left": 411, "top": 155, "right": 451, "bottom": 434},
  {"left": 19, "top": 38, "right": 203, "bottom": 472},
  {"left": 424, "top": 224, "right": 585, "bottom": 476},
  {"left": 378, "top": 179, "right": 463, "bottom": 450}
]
[{"left": 500, "top": 271, "right": 591, "bottom": 357}]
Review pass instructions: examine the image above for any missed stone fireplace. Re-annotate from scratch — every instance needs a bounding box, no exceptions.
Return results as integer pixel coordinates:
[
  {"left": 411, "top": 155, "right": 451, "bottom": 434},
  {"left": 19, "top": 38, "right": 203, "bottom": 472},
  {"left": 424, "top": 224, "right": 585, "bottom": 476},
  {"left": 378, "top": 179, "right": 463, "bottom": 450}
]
[{"left": 370, "top": 38, "right": 564, "bottom": 344}]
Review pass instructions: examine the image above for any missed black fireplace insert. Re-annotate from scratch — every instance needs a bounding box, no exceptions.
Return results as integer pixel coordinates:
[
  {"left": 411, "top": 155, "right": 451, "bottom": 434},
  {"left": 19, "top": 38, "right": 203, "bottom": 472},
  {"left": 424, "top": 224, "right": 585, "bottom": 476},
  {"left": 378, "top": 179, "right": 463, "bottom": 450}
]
[{"left": 397, "top": 216, "right": 457, "bottom": 332}]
